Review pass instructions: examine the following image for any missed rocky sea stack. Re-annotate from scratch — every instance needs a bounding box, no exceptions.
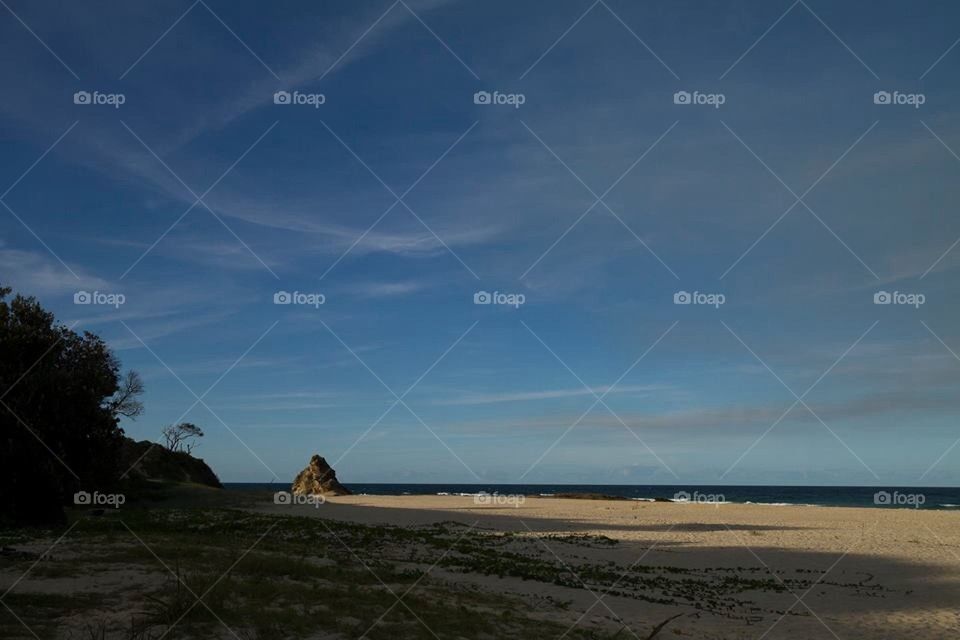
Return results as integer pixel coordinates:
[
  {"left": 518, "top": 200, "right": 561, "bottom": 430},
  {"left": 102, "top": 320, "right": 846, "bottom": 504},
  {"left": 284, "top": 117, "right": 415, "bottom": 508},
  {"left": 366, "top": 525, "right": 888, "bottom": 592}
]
[{"left": 291, "top": 454, "right": 351, "bottom": 496}]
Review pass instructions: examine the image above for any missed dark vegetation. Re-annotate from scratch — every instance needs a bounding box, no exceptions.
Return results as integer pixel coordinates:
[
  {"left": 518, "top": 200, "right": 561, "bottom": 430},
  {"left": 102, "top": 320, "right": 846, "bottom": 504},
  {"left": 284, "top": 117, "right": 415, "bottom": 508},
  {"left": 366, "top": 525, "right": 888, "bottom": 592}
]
[
  {"left": 121, "top": 439, "right": 221, "bottom": 489},
  {"left": 0, "top": 285, "right": 219, "bottom": 527}
]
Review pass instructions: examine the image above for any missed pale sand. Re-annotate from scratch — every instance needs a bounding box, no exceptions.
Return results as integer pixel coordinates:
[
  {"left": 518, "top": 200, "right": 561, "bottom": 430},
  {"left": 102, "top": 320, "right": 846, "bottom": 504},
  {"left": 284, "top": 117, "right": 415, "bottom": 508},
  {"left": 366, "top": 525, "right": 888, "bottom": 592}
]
[{"left": 258, "top": 495, "right": 960, "bottom": 639}]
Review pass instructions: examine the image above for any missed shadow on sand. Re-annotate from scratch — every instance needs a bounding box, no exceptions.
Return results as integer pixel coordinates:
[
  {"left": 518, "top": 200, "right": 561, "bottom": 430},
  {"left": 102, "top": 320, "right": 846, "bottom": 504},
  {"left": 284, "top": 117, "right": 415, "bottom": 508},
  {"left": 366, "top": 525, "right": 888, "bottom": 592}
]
[{"left": 245, "top": 492, "right": 958, "bottom": 639}]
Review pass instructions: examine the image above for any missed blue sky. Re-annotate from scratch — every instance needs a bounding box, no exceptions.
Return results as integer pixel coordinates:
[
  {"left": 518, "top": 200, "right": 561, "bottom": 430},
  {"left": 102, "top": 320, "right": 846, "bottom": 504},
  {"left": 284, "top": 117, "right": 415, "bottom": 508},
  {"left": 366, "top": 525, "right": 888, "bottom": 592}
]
[{"left": 2, "top": 0, "right": 960, "bottom": 485}]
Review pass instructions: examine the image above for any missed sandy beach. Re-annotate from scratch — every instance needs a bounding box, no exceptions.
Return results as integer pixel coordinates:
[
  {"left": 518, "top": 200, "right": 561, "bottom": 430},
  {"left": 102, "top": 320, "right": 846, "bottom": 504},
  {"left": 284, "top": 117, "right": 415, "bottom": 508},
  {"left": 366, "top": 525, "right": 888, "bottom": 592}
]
[
  {"left": 256, "top": 495, "right": 960, "bottom": 639},
  {"left": 2, "top": 492, "right": 958, "bottom": 639}
]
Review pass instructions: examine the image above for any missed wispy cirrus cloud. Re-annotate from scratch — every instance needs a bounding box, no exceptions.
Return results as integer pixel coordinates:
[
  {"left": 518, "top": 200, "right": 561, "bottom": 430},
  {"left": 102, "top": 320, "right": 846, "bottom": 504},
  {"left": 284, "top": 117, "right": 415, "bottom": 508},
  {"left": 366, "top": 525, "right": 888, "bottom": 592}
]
[
  {"left": 442, "top": 389, "right": 960, "bottom": 433},
  {"left": 0, "top": 245, "right": 108, "bottom": 295},
  {"left": 432, "top": 384, "right": 668, "bottom": 406},
  {"left": 164, "top": 0, "right": 465, "bottom": 150}
]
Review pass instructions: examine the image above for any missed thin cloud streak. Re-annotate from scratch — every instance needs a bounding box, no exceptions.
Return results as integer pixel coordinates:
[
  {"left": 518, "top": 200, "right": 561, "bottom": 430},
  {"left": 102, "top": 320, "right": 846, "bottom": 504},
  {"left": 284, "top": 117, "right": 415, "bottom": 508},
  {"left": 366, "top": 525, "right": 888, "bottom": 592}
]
[{"left": 432, "top": 384, "right": 668, "bottom": 406}]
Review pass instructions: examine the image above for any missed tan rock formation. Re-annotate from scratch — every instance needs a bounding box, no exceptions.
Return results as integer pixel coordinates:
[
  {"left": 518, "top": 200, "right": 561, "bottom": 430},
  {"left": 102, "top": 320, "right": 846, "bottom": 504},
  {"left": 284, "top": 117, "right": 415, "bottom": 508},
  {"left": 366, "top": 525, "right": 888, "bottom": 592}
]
[{"left": 291, "top": 454, "right": 350, "bottom": 496}]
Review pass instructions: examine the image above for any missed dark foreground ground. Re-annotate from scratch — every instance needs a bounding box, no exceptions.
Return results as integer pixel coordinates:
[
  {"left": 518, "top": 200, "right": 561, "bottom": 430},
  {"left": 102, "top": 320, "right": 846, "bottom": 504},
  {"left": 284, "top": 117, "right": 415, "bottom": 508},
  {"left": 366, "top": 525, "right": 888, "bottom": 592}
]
[
  {"left": 2, "top": 485, "right": 957, "bottom": 639},
  {"left": 0, "top": 488, "right": 670, "bottom": 639}
]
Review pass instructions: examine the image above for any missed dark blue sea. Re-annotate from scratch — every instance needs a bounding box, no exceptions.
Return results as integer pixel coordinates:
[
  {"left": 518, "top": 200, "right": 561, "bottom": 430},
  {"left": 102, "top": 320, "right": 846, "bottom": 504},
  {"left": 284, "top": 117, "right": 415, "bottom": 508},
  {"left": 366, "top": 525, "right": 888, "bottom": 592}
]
[{"left": 225, "top": 483, "right": 960, "bottom": 510}]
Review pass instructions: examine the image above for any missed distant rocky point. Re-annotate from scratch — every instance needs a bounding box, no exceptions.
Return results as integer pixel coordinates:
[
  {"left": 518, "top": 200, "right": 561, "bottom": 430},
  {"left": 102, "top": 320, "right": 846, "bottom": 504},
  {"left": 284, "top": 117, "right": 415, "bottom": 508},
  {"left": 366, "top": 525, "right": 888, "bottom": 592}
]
[{"left": 292, "top": 454, "right": 351, "bottom": 496}]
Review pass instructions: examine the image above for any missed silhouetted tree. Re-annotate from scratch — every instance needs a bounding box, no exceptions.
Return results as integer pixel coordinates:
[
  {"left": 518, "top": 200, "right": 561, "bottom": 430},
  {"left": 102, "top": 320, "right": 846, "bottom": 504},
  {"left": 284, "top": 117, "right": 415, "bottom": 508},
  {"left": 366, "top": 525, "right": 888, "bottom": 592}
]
[
  {"left": 0, "top": 285, "right": 143, "bottom": 525},
  {"left": 108, "top": 370, "right": 144, "bottom": 419},
  {"left": 161, "top": 422, "right": 204, "bottom": 454}
]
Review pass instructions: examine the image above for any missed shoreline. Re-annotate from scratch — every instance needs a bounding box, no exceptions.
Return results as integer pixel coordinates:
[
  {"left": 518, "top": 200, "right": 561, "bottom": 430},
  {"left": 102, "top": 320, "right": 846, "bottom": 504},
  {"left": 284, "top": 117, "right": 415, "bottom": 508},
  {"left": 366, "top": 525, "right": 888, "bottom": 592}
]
[
  {"left": 226, "top": 483, "right": 960, "bottom": 510},
  {"left": 255, "top": 492, "right": 960, "bottom": 520}
]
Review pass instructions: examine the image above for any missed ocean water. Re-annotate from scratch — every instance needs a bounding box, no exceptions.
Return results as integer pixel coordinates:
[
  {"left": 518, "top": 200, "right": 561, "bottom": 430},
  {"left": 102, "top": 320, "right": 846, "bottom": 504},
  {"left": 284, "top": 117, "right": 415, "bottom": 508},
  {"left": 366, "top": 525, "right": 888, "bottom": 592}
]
[{"left": 225, "top": 483, "right": 960, "bottom": 510}]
